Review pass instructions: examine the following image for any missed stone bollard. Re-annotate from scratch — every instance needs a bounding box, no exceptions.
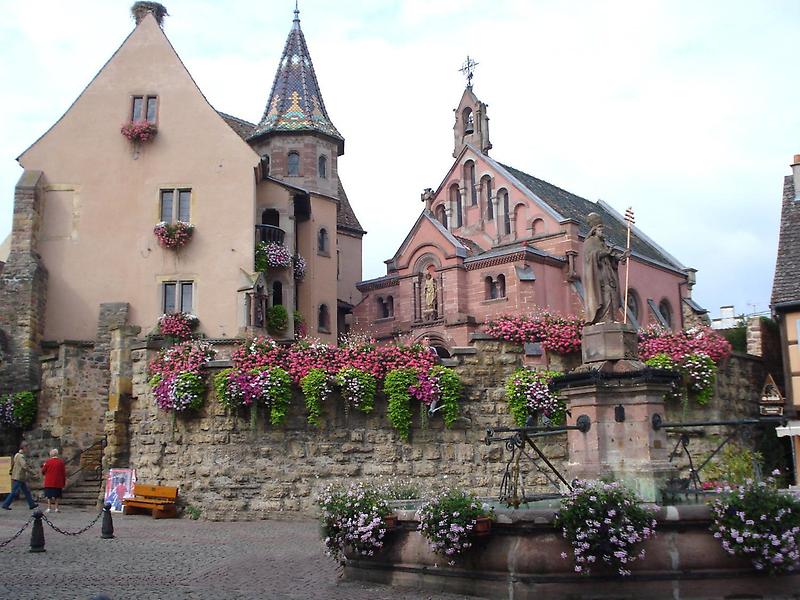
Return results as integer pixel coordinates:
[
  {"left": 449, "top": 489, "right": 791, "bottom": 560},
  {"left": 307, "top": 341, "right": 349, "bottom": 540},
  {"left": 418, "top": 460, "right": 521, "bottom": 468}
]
[
  {"left": 29, "top": 510, "right": 45, "bottom": 553},
  {"left": 101, "top": 503, "right": 115, "bottom": 539}
]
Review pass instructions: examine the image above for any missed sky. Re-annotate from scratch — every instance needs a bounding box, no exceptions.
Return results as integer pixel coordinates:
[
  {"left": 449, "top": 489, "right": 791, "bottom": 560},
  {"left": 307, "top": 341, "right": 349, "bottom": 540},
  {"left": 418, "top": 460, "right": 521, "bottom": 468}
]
[{"left": 0, "top": 0, "right": 798, "bottom": 319}]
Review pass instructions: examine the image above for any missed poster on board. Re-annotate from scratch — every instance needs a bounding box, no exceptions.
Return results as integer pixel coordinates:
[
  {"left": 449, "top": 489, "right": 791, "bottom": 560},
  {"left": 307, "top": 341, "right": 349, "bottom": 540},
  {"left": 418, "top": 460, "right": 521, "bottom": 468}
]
[
  {"left": 104, "top": 468, "right": 136, "bottom": 512},
  {"left": 0, "top": 457, "right": 10, "bottom": 494}
]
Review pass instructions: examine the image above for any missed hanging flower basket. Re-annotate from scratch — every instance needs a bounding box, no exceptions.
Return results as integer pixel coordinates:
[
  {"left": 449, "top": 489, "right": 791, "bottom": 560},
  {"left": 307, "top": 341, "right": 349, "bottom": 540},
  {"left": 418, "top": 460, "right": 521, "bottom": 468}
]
[
  {"left": 293, "top": 253, "right": 307, "bottom": 280},
  {"left": 154, "top": 221, "right": 194, "bottom": 249},
  {"left": 255, "top": 241, "right": 292, "bottom": 271},
  {"left": 121, "top": 121, "right": 158, "bottom": 143}
]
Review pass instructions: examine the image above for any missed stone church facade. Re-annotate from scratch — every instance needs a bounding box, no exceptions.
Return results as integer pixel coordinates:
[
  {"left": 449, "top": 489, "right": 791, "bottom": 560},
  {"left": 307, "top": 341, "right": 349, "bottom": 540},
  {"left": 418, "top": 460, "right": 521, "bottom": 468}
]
[{"left": 352, "top": 85, "right": 708, "bottom": 352}]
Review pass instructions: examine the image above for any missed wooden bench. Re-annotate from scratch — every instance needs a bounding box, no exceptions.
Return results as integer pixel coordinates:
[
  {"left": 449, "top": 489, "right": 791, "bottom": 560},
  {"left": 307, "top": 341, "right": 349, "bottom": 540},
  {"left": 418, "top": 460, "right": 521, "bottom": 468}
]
[{"left": 122, "top": 483, "right": 178, "bottom": 519}]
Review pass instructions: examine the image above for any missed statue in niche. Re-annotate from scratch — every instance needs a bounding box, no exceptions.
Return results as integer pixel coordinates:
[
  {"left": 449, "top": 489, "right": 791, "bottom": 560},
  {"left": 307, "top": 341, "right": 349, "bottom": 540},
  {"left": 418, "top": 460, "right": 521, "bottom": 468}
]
[
  {"left": 423, "top": 273, "right": 438, "bottom": 320},
  {"left": 582, "top": 212, "right": 629, "bottom": 325}
]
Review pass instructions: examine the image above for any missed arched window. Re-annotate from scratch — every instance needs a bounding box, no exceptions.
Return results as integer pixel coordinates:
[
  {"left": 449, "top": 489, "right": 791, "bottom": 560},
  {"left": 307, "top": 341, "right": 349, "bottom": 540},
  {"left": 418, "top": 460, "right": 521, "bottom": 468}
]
[
  {"left": 318, "top": 155, "right": 327, "bottom": 179},
  {"left": 627, "top": 289, "right": 640, "bottom": 323},
  {"left": 485, "top": 276, "right": 495, "bottom": 300},
  {"left": 377, "top": 296, "right": 388, "bottom": 319},
  {"left": 659, "top": 299, "right": 673, "bottom": 329},
  {"left": 450, "top": 184, "right": 462, "bottom": 228},
  {"left": 318, "top": 304, "right": 330, "bottom": 332},
  {"left": 497, "top": 274, "right": 506, "bottom": 298},
  {"left": 318, "top": 228, "right": 328, "bottom": 254},
  {"left": 386, "top": 296, "right": 394, "bottom": 317},
  {"left": 498, "top": 189, "right": 511, "bottom": 234},
  {"left": 435, "top": 204, "right": 448, "bottom": 228},
  {"left": 462, "top": 107, "right": 474, "bottom": 134},
  {"left": 287, "top": 151, "right": 300, "bottom": 176},
  {"left": 272, "top": 281, "right": 283, "bottom": 306},
  {"left": 531, "top": 218, "right": 545, "bottom": 236},
  {"left": 465, "top": 161, "right": 477, "bottom": 205},
  {"left": 261, "top": 208, "right": 280, "bottom": 227},
  {"left": 482, "top": 176, "right": 493, "bottom": 220}
]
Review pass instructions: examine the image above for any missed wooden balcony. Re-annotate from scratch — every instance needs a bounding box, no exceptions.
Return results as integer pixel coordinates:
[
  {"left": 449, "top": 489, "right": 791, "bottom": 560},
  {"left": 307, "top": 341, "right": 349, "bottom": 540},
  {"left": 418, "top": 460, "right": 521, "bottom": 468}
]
[{"left": 255, "top": 224, "right": 285, "bottom": 245}]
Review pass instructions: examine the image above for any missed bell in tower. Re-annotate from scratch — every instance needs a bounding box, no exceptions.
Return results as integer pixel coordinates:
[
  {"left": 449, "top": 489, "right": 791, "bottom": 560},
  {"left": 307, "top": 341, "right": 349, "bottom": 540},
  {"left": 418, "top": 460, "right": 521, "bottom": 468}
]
[{"left": 453, "top": 56, "right": 492, "bottom": 158}]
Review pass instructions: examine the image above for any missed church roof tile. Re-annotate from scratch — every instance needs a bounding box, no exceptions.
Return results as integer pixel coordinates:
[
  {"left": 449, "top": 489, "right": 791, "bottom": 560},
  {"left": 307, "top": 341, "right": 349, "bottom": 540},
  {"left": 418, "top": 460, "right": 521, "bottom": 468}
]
[{"left": 249, "top": 9, "right": 343, "bottom": 148}]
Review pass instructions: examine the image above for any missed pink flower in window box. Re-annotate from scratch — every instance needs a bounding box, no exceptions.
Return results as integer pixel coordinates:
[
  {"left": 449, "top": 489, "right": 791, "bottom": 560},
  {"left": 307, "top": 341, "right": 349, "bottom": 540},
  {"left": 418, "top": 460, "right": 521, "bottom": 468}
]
[
  {"left": 121, "top": 120, "right": 158, "bottom": 143},
  {"left": 154, "top": 221, "right": 194, "bottom": 249},
  {"left": 158, "top": 313, "right": 198, "bottom": 340}
]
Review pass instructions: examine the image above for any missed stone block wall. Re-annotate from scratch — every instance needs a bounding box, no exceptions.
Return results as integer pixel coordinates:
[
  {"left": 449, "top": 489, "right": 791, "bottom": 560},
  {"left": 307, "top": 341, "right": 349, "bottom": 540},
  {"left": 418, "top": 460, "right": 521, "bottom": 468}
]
[
  {"left": 18, "top": 304, "right": 131, "bottom": 472},
  {"left": 120, "top": 340, "right": 767, "bottom": 519},
  {"left": 123, "top": 340, "right": 568, "bottom": 520},
  {"left": 0, "top": 171, "right": 48, "bottom": 394}
]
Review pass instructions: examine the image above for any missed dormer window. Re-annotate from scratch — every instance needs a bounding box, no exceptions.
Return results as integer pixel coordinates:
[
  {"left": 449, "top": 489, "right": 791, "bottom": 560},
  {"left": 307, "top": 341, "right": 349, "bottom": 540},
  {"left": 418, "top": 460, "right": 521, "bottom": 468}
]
[
  {"left": 318, "top": 155, "right": 327, "bottom": 178},
  {"left": 132, "top": 95, "right": 158, "bottom": 123},
  {"left": 287, "top": 151, "right": 300, "bottom": 176}
]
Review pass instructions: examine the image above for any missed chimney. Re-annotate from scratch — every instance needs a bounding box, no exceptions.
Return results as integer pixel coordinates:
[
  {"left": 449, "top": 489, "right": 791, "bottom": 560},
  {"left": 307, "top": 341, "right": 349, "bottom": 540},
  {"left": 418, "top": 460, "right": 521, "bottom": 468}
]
[
  {"left": 131, "top": 2, "right": 168, "bottom": 27},
  {"left": 792, "top": 154, "right": 800, "bottom": 201}
]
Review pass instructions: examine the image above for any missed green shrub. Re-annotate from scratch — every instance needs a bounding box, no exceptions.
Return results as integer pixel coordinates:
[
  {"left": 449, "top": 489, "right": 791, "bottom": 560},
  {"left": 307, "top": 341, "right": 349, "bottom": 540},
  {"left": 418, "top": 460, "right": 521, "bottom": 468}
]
[{"left": 267, "top": 305, "right": 289, "bottom": 332}]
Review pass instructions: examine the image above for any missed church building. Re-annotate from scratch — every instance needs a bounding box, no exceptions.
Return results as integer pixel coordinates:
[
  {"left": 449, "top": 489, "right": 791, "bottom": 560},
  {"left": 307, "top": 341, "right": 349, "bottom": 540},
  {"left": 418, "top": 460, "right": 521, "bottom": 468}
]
[
  {"left": 352, "top": 73, "right": 707, "bottom": 352},
  {"left": 0, "top": 1, "right": 364, "bottom": 393}
]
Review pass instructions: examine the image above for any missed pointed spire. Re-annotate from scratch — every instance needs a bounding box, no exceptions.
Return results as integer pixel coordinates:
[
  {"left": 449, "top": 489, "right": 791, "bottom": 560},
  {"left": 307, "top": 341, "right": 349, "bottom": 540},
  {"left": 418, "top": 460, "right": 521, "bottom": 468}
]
[{"left": 250, "top": 6, "right": 344, "bottom": 152}]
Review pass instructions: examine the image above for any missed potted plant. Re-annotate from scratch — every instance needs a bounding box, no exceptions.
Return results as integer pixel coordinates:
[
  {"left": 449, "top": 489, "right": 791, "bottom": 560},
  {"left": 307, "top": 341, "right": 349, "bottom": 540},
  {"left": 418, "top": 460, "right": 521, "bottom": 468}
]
[
  {"left": 555, "top": 480, "right": 656, "bottom": 576},
  {"left": 153, "top": 221, "right": 194, "bottom": 249},
  {"left": 710, "top": 471, "right": 800, "bottom": 573},
  {"left": 121, "top": 120, "right": 158, "bottom": 143},
  {"left": 416, "top": 488, "right": 494, "bottom": 565},
  {"left": 505, "top": 368, "right": 565, "bottom": 426},
  {"left": 157, "top": 312, "right": 198, "bottom": 341},
  {"left": 319, "top": 482, "right": 392, "bottom": 563},
  {"left": 255, "top": 241, "right": 292, "bottom": 271}
]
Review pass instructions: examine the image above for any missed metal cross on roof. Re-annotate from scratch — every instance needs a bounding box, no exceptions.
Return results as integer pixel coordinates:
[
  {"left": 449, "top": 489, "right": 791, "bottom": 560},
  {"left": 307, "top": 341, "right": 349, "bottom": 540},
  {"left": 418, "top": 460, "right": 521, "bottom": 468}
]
[{"left": 460, "top": 56, "right": 479, "bottom": 88}]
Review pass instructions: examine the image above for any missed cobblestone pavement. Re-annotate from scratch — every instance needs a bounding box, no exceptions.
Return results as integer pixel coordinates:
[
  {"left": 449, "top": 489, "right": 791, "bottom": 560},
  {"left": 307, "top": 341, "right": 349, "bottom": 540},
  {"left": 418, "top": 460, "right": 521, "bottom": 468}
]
[{"left": 0, "top": 505, "right": 469, "bottom": 600}]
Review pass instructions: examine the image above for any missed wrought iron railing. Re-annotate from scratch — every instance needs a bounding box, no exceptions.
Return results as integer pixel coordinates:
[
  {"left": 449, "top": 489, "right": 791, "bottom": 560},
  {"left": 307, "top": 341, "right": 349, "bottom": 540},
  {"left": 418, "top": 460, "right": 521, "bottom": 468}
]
[
  {"left": 255, "top": 224, "right": 285, "bottom": 245},
  {"left": 64, "top": 436, "right": 107, "bottom": 482},
  {"left": 652, "top": 414, "right": 786, "bottom": 502},
  {"left": 484, "top": 417, "right": 591, "bottom": 508}
]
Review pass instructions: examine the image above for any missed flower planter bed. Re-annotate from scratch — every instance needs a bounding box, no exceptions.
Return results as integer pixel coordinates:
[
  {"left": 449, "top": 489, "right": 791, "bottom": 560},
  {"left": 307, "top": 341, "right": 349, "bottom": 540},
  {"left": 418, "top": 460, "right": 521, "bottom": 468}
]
[{"left": 343, "top": 505, "right": 800, "bottom": 600}]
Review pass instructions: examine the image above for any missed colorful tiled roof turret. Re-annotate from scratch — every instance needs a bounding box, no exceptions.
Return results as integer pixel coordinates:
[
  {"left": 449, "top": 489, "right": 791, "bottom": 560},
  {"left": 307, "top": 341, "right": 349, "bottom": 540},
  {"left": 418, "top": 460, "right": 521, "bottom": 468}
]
[{"left": 249, "top": 6, "right": 344, "bottom": 152}]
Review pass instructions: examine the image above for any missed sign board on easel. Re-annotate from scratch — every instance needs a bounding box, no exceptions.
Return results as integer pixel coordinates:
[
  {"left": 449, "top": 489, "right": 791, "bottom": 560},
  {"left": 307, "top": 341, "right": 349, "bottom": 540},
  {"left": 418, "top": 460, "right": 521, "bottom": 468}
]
[{"left": 0, "top": 457, "right": 11, "bottom": 494}]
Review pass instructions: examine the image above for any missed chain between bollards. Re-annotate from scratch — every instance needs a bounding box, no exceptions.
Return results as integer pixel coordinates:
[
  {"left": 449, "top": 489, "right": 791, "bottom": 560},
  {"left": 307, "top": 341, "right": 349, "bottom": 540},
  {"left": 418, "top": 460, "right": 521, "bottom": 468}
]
[
  {"left": 29, "top": 510, "right": 45, "bottom": 553},
  {"left": 101, "top": 502, "right": 114, "bottom": 539}
]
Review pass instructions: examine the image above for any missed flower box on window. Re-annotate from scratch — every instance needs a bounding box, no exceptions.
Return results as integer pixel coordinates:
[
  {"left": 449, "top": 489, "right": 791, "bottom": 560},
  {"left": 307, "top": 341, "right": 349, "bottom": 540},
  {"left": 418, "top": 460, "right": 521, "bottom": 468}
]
[
  {"left": 121, "top": 121, "right": 158, "bottom": 143},
  {"left": 154, "top": 221, "right": 194, "bottom": 249},
  {"left": 158, "top": 312, "right": 198, "bottom": 341},
  {"left": 255, "top": 241, "right": 292, "bottom": 271}
]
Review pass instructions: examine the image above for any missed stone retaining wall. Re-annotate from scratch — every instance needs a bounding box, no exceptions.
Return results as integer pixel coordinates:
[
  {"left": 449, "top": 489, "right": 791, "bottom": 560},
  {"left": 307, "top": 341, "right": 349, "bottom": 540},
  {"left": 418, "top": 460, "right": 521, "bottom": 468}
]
[{"left": 120, "top": 341, "right": 767, "bottom": 519}]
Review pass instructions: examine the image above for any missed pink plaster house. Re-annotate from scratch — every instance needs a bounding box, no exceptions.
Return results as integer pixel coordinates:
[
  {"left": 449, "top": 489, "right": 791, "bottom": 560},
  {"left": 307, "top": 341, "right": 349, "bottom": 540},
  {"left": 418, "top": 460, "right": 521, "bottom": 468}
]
[
  {"left": 353, "top": 84, "right": 707, "bottom": 354},
  {"left": 1, "top": 4, "right": 363, "bottom": 352}
]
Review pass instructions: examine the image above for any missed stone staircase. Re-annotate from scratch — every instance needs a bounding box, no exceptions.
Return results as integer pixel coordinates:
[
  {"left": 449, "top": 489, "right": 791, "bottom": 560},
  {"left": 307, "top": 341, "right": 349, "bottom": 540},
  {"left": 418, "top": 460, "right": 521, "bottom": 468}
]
[
  {"left": 57, "top": 440, "right": 105, "bottom": 509},
  {"left": 59, "top": 474, "right": 103, "bottom": 508}
]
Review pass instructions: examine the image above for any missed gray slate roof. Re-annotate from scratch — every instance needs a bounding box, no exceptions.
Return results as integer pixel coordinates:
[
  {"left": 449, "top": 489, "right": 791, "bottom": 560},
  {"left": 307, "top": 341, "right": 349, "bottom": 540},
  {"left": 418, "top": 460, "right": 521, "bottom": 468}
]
[
  {"left": 219, "top": 112, "right": 255, "bottom": 140},
  {"left": 336, "top": 180, "right": 365, "bottom": 235},
  {"left": 499, "top": 163, "right": 684, "bottom": 271},
  {"left": 772, "top": 175, "right": 800, "bottom": 307}
]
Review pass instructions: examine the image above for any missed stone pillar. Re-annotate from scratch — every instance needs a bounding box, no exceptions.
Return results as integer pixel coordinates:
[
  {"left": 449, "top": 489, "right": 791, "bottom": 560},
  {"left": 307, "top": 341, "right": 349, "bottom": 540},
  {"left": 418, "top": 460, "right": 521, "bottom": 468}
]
[
  {"left": 560, "top": 375, "right": 676, "bottom": 502},
  {"left": 746, "top": 317, "right": 763, "bottom": 357},
  {"left": 0, "top": 170, "right": 48, "bottom": 393},
  {"left": 103, "top": 325, "right": 140, "bottom": 471},
  {"left": 556, "top": 323, "right": 679, "bottom": 502}
]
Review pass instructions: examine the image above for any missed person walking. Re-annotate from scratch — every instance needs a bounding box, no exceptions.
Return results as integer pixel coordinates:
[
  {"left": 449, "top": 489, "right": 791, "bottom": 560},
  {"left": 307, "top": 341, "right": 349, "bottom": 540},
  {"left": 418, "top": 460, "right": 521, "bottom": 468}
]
[
  {"left": 41, "top": 448, "right": 66, "bottom": 513},
  {"left": 1, "top": 442, "right": 38, "bottom": 510}
]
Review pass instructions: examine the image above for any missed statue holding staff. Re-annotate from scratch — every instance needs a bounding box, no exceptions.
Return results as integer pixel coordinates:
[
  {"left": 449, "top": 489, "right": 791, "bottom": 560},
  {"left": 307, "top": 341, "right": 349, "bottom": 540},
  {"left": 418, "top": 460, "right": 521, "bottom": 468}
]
[{"left": 582, "top": 212, "right": 630, "bottom": 324}]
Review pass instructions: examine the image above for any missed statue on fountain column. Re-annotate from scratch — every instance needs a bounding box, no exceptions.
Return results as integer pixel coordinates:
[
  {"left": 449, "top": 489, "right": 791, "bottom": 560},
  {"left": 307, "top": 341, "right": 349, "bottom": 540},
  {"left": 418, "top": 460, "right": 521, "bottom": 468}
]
[{"left": 582, "top": 212, "right": 630, "bottom": 325}]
